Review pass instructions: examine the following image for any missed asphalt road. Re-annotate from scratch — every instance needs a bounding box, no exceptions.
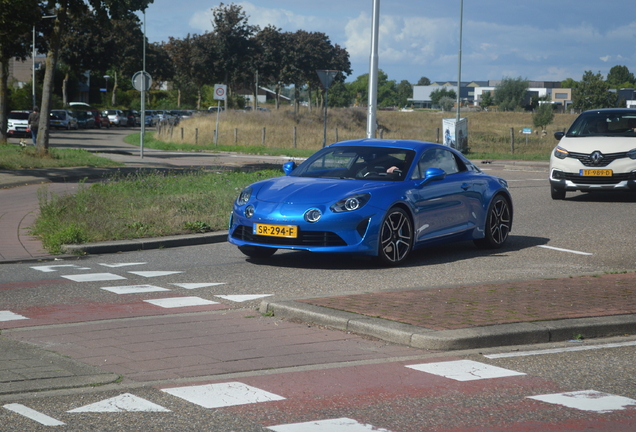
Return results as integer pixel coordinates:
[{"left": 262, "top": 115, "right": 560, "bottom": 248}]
[{"left": 1, "top": 127, "right": 635, "bottom": 430}]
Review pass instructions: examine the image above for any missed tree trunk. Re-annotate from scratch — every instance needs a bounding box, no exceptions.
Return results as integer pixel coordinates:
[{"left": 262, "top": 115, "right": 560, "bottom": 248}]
[
  {"left": 62, "top": 71, "right": 69, "bottom": 106},
  {"left": 36, "top": 7, "right": 66, "bottom": 155},
  {"left": 111, "top": 71, "right": 117, "bottom": 106},
  {"left": 0, "top": 59, "right": 9, "bottom": 144}
]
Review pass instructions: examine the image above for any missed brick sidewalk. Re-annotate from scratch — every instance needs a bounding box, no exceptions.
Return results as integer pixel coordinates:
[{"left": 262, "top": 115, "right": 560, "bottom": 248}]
[{"left": 301, "top": 273, "right": 636, "bottom": 331}]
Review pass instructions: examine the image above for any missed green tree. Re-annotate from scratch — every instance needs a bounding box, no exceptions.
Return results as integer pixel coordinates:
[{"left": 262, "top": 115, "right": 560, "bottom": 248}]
[
  {"left": 439, "top": 96, "right": 454, "bottom": 112},
  {"left": 430, "top": 87, "right": 456, "bottom": 106},
  {"left": 607, "top": 65, "right": 635, "bottom": 88},
  {"left": 417, "top": 76, "right": 431, "bottom": 86},
  {"left": 561, "top": 78, "right": 578, "bottom": 89},
  {"left": 532, "top": 102, "right": 555, "bottom": 129},
  {"left": 572, "top": 71, "right": 617, "bottom": 111},
  {"left": 395, "top": 80, "right": 412, "bottom": 107},
  {"left": 36, "top": 0, "right": 153, "bottom": 154},
  {"left": 480, "top": 91, "right": 493, "bottom": 109},
  {"left": 494, "top": 76, "right": 529, "bottom": 111},
  {"left": 0, "top": 0, "right": 40, "bottom": 143}
]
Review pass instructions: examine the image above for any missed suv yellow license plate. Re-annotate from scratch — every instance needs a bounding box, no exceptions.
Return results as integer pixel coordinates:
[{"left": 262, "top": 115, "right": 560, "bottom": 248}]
[
  {"left": 580, "top": 169, "right": 612, "bottom": 177},
  {"left": 254, "top": 223, "right": 298, "bottom": 238}
]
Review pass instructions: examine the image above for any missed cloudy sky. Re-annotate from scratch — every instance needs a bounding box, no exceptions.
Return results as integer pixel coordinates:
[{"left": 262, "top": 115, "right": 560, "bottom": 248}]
[{"left": 141, "top": 0, "right": 636, "bottom": 84}]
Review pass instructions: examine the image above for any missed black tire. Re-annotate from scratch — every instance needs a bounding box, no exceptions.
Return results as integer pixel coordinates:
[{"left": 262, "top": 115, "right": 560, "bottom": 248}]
[
  {"left": 474, "top": 195, "right": 512, "bottom": 249},
  {"left": 377, "top": 207, "right": 413, "bottom": 266},
  {"left": 551, "top": 186, "right": 566, "bottom": 200},
  {"left": 238, "top": 245, "right": 277, "bottom": 259}
]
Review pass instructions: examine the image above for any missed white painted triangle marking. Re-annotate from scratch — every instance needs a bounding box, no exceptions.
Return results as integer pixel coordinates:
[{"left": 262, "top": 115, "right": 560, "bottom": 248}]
[
  {"left": 101, "top": 285, "right": 170, "bottom": 295},
  {"left": 528, "top": 390, "right": 636, "bottom": 413},
  {"left": 67, "top": 393, "right": 171, "bottom": 413},
  {"left": 268, "top": 417, "right": 394, "bottom": 431},
  {"left": 62, "top": 273, "right": 127, "bottom": 282},
  {"left": 216, "top": 294, "right": 273, "bottom": 303},
  {"left": 4, "top": 403, "right": 65, "bottom": 426},
  {"left": 31, "top": 264, "right": 91, "bottom": 272},
  {"left": 145, "top": 297, "right": 219, "bottom": 308},
  {"left": 128, "top": 271, "right": 183, "bottom": 278},
  {"left": 171, "top": 283, "right": 226, "bottom": 289},
  {"left": 100, "top": 262, "right": 147, "bottom": 268},
  {"left": 406, "top": 360, "right": 525, "bottom": 381},
  {"left": 0, "top": 311, "right": 29, "bottom": 322},
  {"left": 162, "top": 382, "right": 285, "bottom": 409}
]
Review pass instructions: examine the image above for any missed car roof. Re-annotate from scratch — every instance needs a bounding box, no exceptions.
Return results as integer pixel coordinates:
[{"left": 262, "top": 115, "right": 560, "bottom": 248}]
[
  {"left": 581, "top": 108, "right": 636, "bottom": 115},
  {"left": 328, "top": 138, "right": 445, "bottom": 152}
]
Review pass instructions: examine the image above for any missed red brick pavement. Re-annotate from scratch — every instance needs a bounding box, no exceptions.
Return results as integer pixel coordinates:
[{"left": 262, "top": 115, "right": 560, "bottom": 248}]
[{"left": 301, "top": 273, "right": 636, "bottom": 331}]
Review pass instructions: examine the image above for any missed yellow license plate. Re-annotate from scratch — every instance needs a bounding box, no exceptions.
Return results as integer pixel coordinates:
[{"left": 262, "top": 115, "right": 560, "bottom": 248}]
[
  {"left": 580, "top": 169, "right": 612, "bottom": 177},
  {"left": 253, "top": 223, "right": 298, "bottom": 238}
]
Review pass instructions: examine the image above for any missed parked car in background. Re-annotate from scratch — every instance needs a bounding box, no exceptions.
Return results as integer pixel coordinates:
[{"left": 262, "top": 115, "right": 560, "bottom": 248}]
[
  {"left": 124, "top": 110, "right": 140, "bottom": 127},
  {"left": 550, "top": 108, "right": 636, "bottom": 199},
  {"left": 229, "top": 139, "right": 513, "bottom": 265},
  {"left": 144, "top": 110, "right": 158, "bottom": 126},
  {"left": 7, "top": 110, "right": 31, "bottom": 137},
  {"left": 74, "top": 111, "right": 95, "bottom": 129},
  {"left": 89, "top": 109, "right": 110, "bottom": 128},
  {"left": 103, "top": 109, "right": 127, "bottom": 127},
  {"left": 155, "top": 110, "right": 173, "bottom": 124},
  {"left": 50, "top": 110, "right": 78, "bottom": 130}
]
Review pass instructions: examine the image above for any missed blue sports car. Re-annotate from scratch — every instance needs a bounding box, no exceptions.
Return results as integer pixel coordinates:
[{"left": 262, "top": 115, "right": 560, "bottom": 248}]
[{"left": 228, "top": 139, "right": 513, "bottom": 265}]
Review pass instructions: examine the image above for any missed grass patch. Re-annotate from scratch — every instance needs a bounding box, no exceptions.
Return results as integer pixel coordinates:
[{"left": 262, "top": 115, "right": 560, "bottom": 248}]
[
  {"left": 30, "top": 168, "right": 282, "bottom": 254},
  {"left": 0, "top": 144, "right": 123, "bottom": 169}
]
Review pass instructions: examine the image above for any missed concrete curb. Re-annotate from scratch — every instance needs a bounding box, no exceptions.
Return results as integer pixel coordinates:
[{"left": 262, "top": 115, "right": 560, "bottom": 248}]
[
  {"left": 62, "top": 231, "right": 228, "bottom": 255},
  {"left": 259, "top": 300, "right": 636, "bottom": 351}
]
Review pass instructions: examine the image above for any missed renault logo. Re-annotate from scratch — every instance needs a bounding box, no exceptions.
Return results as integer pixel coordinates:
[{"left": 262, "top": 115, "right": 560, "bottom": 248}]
[{"left": 590, "top": 151, "right": 603, "bottom": 165}]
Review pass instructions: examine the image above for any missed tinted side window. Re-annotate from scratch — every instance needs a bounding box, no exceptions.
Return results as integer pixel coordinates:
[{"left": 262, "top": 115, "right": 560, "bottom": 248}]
[{"left": 414, "top": 149, "right": 460, "bottom": 178}]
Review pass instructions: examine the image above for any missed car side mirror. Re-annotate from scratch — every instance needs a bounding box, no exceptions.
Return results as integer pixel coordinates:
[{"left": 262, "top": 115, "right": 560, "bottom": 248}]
[
  {"left": 282, "top": 161, "right": 296, "bottom": 175},
  {"left": 418, "top": 167, "right": 446, "bottom": 186},
  {"left": 554, "top": 131, "right": 565, "bottom": 141}
]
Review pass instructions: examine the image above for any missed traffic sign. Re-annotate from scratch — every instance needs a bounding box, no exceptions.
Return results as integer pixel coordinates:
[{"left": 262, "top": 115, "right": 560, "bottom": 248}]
[
  {"left": 214, "top": 84, "right": 227, "bottom": 101},
  {"left": 132, "top": 71, "right": 152, "bottom": 92}
]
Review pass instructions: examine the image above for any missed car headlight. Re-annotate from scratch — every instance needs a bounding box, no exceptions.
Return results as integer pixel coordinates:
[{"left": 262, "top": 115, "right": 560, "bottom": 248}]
[
  {"left": 236, "top": 186, "right": 252, "bottom": 206},
  {"left": 330, "top": 193, "right": 370, "bottom": 213},
  {"left": 304, "top": 208, "right": 322, "bottom": 223},
  {"left": 554, "top": 146, "right": 569, "bottom": 159},
  {"left": 628, "top": 149, "right": 636, "bottom": 160}
]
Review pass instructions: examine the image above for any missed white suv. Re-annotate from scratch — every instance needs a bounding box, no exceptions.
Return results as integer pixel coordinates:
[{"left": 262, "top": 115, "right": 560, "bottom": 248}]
[
  {"left": 7, "top": 110, "right": 31, "bottom": 137},
  {"left": 549, "top": 108, "right": 636, "bottom": 199}
]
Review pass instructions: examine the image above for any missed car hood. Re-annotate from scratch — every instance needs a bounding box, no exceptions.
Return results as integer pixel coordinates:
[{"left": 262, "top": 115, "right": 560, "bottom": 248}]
[
  {"left": 255, "top": 176, "right": 389, "bottom": 204},
  {"left": 559, "top": 136, "right": 636, "bottom": 153}
]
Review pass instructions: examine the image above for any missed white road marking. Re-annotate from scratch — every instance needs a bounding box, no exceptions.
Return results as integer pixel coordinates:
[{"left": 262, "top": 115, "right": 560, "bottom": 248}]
[
  {"left": 538, "top": 245, "right": 593, "bottom": 255},
  {"left": 31, "top": 264, "right": 91, "bottom": 272},
  {"left": 162, "top": 382, "right": 285, "bottom": 409},
  {"left": 3, "top": 403, "right": 65, "bottom": 426},
  {"left": 144, "top": 297, "right": 219, "bottom": 308},
  {"left": 171, "top": 283, "right": 226, "bottom": 289},
  {"left": 406, "top": 360, "right": 525, "bottom": 381},
  {"left": 62, "top": 273, "right": 127, "bottom": 282},
  {"left": 484, "top": 340, "right": 636, "bottom": 359},
  {"left": 100, "top": 262, "right": 147, "bottom": 268},
  {"left": 101, "top": 285, "right": 170, "bottom": 294},
  {"left": 528, "top": 390, "right": 636, "bottom": 413},
  {"left": 128, "top": 271, "right": 183, "bottom": 278},
  {"left": 0, "top": 311, "right": 29, "bottom": 322},
  {"left": 268, "top": 417, "right": 394, "bottom": 431},
  {"left": 67, "top": 393, "right": 170, "bottom": 413},
  {"left": 216, "top": 294, "right": 273, "bottom": 302}
]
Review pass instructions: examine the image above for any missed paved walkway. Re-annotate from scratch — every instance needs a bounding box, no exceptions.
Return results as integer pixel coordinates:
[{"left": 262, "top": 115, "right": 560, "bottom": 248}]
[{"left": 1, "top": 134, "right": 635, "bottom": 395}]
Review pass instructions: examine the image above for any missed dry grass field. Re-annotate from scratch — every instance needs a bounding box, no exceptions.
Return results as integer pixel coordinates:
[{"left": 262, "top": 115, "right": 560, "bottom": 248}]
[{"left": 156, "top": 106, "right": 578, "bottom": 159}]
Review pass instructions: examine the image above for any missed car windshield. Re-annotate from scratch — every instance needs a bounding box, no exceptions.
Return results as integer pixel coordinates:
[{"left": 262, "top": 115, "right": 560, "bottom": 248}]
[
  {"left": 566, "top": 111, "right": 636, "bottom": 137},
  {"left": 290, "top": 146, "right": 415, "bottom": 181},
  {"left": 9, "top": 112, "right": 29, "bottom": 120},
  {"left": 52, "top": 111, "right": 66, "bottom": 119}
]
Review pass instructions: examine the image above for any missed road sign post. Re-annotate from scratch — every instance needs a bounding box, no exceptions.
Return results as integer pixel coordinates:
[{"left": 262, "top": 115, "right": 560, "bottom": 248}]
[
  {"left": 133, "top": 71, "right": 152, "bottom": 158},
  {"left": 213, "top": 85, "right": 227, "bottom": 145}
]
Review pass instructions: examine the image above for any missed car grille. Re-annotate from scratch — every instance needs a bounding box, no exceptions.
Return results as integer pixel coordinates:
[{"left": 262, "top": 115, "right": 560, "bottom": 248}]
[
  {"left": 563, "top": 172, "right": 636, "bottom": 184},
  {"left": 232, "top": 225, "right": 347, "bottom": 247},
  {"left": 567, "top": 151, "right": 627, "bottom": 167}
]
